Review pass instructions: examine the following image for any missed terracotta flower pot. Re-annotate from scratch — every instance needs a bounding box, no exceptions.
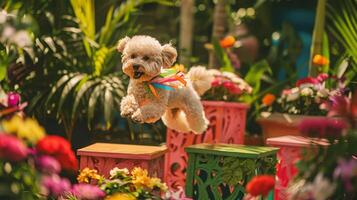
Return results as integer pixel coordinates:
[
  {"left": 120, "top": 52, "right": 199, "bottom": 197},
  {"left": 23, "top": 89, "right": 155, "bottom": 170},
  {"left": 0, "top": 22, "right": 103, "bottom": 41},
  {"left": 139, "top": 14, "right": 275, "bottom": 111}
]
[
  {"left": 257, "top": 113, "right": 328, "bottom": 143},
  {"left": 164, "top": 101, "right": 249, "bottom": 196}
]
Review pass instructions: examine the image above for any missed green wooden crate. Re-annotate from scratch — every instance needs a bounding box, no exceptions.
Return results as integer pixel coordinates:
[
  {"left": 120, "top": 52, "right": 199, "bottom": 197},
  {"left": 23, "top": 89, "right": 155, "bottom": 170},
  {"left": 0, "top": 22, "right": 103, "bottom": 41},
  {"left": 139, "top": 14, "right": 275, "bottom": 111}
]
[{"left": 185, "top": 143, "right": 278, "bottom": 200}]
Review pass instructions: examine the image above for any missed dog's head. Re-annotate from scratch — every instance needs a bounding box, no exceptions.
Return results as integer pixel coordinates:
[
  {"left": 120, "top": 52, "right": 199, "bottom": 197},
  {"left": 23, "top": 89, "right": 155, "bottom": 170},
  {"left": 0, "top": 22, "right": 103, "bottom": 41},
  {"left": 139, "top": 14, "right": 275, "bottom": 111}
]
[{"left": 117, "top": 35, "right": 177, "bottom": 82}]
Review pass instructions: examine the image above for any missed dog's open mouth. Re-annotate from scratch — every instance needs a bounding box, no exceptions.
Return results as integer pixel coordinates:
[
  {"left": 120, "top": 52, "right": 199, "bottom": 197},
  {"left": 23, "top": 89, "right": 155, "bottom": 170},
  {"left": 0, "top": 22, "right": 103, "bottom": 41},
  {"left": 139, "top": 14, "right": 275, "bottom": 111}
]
[{"left": 134, "top": 71, "right": 144, "bottom": 79}]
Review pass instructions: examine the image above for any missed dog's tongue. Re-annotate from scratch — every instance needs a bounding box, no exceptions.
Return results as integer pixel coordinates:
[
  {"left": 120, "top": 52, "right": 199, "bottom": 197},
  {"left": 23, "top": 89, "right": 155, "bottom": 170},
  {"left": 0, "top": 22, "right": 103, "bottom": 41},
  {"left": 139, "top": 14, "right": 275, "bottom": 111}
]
[{"left": 134, "top": 71, "right": 143, "bottom": 79}]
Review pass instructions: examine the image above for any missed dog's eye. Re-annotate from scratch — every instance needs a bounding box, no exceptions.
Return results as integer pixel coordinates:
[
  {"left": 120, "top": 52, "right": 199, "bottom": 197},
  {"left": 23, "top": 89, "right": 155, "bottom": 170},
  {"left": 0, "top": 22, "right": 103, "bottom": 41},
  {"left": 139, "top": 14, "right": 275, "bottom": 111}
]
[
  {"left": 143, "top": 56, "right": 149, "bottom": 61},
  {"left": 131, "top": 54, "right": 137, "bottom": 59}
]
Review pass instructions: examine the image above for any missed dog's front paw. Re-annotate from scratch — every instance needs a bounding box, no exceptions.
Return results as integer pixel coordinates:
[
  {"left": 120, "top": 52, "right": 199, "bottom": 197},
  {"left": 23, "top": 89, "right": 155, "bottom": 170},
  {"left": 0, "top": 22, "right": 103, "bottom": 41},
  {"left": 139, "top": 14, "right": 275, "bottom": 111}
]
[
  {"left": 131, "top": 111, "right": 144, "bottom": 123},
  {"left": 120, "top": 108, "right": 134, "bottom": 118}
]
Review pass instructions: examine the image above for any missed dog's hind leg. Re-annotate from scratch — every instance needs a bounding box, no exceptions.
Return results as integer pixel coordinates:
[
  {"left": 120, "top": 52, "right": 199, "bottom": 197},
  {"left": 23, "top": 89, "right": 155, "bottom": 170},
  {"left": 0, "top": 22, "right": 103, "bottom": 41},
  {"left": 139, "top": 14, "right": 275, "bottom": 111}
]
[
  {"left": 182, "top": 98, "right": 209, "bottom": 134},
  {"left": 162, "top": 108, "right": 191, "bottom": 133}
]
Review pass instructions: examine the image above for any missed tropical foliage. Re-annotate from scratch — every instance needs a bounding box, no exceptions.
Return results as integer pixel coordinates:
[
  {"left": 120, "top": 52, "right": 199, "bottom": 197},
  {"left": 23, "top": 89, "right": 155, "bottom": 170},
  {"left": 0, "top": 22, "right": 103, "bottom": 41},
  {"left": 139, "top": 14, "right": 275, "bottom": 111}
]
[{"left": 2, "top": 0, "right": 170, "bottom": 140}]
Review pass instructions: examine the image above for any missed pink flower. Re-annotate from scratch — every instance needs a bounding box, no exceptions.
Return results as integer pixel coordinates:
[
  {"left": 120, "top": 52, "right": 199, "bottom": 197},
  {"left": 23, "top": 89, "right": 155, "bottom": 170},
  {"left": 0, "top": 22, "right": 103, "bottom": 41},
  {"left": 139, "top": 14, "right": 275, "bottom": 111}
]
[
  {"left": 328, "top": 92, "right": 357, "bottom": 120},
  {"left": 223, "top": 81, "right": 242, "bottom": 94},
  {"left": 0, "top": 134, "right": 28, "bottom": 162},
  {"left": 296, "top": 77, "right": 319, "bottom": 87},
  {"left": 333, "top": 158, "right": 357, "bottom": 191},
  {"left": 299, "top": 118, "right": 347, "bottom": 139},
  {"left": 41, "top": 174, "right": 71, "bottom": 197},
  {"left": 71, "top": 184, "right": 105, "bottom": 200},
  {"left": 211, "top": 78, "right": 222, "bottom": 87},
  {"left": 7, "top": 92, "right": 21, "bottom": 107},
  {"left": 317, "top": 73, "right": 329, "bottom": 83},
  {"left": 35, "top": 155, "right": 61, "bottom": 174}
]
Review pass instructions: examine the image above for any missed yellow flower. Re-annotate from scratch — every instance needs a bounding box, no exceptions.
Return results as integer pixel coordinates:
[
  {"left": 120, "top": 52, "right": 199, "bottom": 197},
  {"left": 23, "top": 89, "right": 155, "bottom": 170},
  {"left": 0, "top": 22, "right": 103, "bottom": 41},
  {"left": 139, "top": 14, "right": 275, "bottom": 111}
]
[
  {"left": 105, "top": 193, "right": 136, "bottom": 200},
  {"left": 77, "top": 167, "right": 101, "bottom": 183},
  {"left": 131, "top": 167, "right": 153, "bottom": 189},
  {"left": 149, "top": 177, "right": 168, "bottom": 191},
  {"left": 173, "top": 64, "right": 185, "bottom": 72},
  {"left": 2, "top": 116, "right": 45, "bottom": 144},
  {"left": 131, "top": 167, "right": 148, "bottom": 179}
]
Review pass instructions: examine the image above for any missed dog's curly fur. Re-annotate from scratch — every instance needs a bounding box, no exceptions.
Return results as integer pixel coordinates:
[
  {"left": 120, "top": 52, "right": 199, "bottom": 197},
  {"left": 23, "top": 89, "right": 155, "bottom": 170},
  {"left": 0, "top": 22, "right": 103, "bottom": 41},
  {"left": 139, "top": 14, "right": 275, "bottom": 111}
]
[{"left": 118, "top": 35, "right": 213, "bottom": 134}]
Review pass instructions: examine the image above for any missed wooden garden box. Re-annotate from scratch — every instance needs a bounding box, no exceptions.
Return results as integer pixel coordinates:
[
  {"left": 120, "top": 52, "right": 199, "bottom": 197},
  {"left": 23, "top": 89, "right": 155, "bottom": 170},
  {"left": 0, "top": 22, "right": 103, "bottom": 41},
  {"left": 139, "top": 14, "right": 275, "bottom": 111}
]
[
  {"left": 77, "top": 143, "right": 167, "bottom": 179},
  {"left": 266, "top": 136, "right": 329, "bottom": 200},
  {"left": 185, "top": 143, "right": 278, "bottom": 200},
  {"left": 165, "top": 101, "right": 249, "bottom": 196}
]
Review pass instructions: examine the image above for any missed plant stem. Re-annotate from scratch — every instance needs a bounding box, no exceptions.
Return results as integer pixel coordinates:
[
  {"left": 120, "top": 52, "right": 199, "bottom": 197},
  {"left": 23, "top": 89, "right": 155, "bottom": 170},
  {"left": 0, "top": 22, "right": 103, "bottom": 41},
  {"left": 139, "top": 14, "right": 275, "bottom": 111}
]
[{"left": 309, "top": 0, "right": 327, "bottom": 77}]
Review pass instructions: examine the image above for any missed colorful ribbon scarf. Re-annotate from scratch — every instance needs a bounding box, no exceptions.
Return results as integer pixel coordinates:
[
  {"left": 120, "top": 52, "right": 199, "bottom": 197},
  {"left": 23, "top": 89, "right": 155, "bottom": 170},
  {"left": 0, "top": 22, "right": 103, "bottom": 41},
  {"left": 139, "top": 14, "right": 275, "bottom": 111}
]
[{"left": 146, "top": 67, "right": 187, "bottom": 98}]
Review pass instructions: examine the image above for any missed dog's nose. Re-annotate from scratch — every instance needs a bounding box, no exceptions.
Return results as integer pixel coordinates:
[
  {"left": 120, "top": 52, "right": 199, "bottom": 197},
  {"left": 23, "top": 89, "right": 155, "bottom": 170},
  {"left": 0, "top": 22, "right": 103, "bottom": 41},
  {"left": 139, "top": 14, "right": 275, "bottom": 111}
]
[{"left": 133, "top": 64, "right": 140, "bottom": 70}]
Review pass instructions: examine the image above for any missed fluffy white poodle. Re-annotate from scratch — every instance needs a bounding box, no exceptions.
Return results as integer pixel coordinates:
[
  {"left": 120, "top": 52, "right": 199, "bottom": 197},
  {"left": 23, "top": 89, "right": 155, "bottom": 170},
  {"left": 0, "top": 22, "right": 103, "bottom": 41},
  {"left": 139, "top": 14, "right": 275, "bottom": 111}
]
[{"left": 117, "top": 35, "right": 213, "bottom": 134}]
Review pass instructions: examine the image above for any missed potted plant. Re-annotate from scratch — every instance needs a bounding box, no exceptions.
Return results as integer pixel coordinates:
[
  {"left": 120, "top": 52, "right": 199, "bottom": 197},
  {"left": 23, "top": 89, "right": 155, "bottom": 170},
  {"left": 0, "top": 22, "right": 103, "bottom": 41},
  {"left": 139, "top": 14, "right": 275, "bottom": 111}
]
[{"left": 257, "top": 72, "right": 349, "bottom": 141}]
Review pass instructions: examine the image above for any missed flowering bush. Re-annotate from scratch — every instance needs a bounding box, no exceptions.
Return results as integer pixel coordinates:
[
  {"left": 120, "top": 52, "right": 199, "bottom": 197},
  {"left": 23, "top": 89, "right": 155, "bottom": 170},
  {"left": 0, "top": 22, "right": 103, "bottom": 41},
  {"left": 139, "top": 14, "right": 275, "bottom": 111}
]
[
  {"left": 0, "top": 116, "right": 85, "bottom": 200},
  {"left": 77, "top": 167, "right": 168, "bottom": 200},
  {"left": 260, "top": 73, "right": 348, "bottom": 116},
  {"left": 202, "top": 69, "right": 252, "bottom": 102},
  {"left": 288, "top": 91, "right": 357, "bottom": 200}
]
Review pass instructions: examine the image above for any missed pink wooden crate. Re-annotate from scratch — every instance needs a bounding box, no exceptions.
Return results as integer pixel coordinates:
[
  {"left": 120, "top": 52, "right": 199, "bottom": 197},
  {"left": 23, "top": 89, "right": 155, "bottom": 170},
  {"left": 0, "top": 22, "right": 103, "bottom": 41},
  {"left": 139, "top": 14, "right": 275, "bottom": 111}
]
[
  {"left": 77, "top": 143, "right": 167, "bottom": 179},
  {"left": 164, "top": 101, "right": 248, "bottom": 197},
  {"left": 266, "top": 136, "right": 329, "bottom": 200}
]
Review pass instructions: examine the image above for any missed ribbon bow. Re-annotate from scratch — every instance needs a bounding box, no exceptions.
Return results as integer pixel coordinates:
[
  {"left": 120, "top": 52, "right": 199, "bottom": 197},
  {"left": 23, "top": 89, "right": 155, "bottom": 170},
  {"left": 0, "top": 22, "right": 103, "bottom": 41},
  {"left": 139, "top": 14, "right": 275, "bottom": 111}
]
[{"left": 147, "top": 66, "right": 187, "bottom": 98}]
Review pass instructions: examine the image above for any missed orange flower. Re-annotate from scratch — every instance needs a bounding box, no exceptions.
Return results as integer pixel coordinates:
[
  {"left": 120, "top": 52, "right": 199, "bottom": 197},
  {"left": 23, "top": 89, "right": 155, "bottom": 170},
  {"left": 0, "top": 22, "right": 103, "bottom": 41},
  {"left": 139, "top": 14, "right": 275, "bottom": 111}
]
[
  {"left": 262, "top": 93, "right": 276, "bottom": 106},
  {"left": 313, "top": 54, "right": 329, "bottom": 65},
  {"left": 220, "top": 36, "right": 236, "bottom": 48}
]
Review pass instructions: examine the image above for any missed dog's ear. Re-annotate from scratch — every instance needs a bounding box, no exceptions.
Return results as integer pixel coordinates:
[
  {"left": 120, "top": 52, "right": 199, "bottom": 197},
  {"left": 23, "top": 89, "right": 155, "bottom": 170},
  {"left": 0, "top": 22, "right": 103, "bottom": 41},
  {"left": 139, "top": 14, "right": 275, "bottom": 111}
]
[
  {"left": 161, "top": 43, "right": 177, "bottom": 68},
  {"left": 117, "top": 36, "right": 131, "bottom": 53}
]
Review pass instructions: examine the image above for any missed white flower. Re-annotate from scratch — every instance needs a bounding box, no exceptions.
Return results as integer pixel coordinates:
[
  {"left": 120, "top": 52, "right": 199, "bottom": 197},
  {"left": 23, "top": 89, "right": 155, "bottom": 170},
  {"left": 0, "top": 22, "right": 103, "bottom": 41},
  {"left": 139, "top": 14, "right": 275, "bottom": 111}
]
[
  {"left": 300, "top": 87, "right": 314, "bottom": 97},
  {"left": 309, "top": 173, "right": 336, "bottom": 200},
  {"left": 0, "top": 10, "right": 7, "bottom": 24},
  {"left": 317, "top": 88, "right": 329, "bottom": 98},
  {"left": 288, "top": 173, "right": 336, "bottom": 200},
  {"left": 222, "top": 71, "right": 238, "bottom": 80},
  {"left": 208, "top": 69, "right": 222, "bottom": 76},
  {"left": 286, "top": 88, "right": 300, "bottom": 102},
  {"left": 109, "top": 167, "right": 129, "bottom": 178},
  {"left": 1, "top": 26, "right": 15, "bottom": 41},
  {"left": 11, "top": 30, "right": 32, "bottom": 47}
]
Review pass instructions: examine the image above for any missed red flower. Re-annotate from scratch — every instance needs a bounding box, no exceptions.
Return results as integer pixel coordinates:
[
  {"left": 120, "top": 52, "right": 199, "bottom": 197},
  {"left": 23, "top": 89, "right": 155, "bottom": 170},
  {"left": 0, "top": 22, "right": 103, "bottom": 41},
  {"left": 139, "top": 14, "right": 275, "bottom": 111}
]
[
  {"left": 36, "top": 136, "right": 77, "bottom": 171},
  {"left": 223, "top": 81, "right": 242, "bottom": 94},
  {"left": 246, "top": 175, "right": 275, "bottom": 197},
  {"left": 295, "top": 77, "right": 319, "bottom": 87},
  {"left": 299, "top": 118, "right": 347, "bottom": 139}
]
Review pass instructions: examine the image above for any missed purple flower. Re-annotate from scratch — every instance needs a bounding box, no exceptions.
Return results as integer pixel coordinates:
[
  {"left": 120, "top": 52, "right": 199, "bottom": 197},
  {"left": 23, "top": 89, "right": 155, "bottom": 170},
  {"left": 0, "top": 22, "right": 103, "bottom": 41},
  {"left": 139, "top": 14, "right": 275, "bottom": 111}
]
[
  {"left": 0, "top": 133, "right": 28, "bottom": 162},
  {"left": 299, "top": 118, "right": 347, "bottom": 139},
  {"left": 334, "top": 158, "right": 357, "bottom": 191},
  {"left": 71, "top": 183, "right": 105, "bottom": 200},
  {"left": 41, "top": 174, "right": 71, "bottom": 197},
  {"left": 35, "top": 155, "right": 61, "bottom": 174},
  {"left": 7, "top": 92, "right": 21, "bottom": 107}
]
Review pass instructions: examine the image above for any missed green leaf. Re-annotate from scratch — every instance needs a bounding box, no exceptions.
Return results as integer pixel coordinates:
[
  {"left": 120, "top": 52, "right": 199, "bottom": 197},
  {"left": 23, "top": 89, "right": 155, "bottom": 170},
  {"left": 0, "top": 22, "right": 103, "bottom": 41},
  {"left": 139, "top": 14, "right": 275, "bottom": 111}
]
[
  {"left": 87, "top": 84, "right": 104, "bottom": 128},
  {"left": 57, "top": 74, "right": 85, "bottom": 118},
  {"left": 212, "top": 38, "right": 234, "bottom": 72},
  {"left": 71, "top": 79, "right": 98, "bottom": 121},
  {"left": 104, "top": 87, "right": 114, "bottom": 129},
  {"left": 244, "top": 60, "right": 272, "bottom": 94},
  {"left": 0, "top": 65, "right": 6, "bottom": 81},
  {"left": 45, "top": 73, "right": 76, "bottom": 107}
]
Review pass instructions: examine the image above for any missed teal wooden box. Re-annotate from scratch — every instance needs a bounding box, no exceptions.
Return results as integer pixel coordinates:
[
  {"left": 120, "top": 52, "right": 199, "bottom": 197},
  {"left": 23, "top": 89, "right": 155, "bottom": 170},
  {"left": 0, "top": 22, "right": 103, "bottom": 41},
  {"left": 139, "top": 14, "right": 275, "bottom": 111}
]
[{"left": 185, "top": 143, "right": 278, "bottom": 200}]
